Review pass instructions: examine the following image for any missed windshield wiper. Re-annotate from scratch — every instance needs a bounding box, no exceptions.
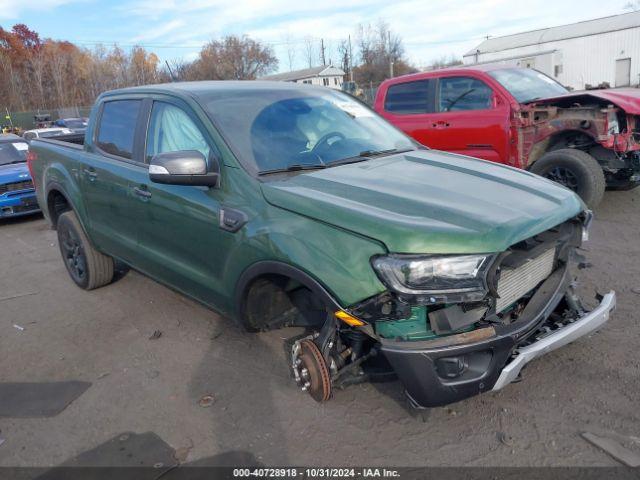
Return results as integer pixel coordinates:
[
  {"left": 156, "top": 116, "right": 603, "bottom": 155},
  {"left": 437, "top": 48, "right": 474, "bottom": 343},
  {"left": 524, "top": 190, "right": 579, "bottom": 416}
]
[
  {"left": 445, "top": 88, "right": 475, "bottom": 111},
  {"left": 327, "top": 148, "right": 414, "bottom": 167},
  {"left": 258, "top": 163, "right": 326, "bottom": 176}
]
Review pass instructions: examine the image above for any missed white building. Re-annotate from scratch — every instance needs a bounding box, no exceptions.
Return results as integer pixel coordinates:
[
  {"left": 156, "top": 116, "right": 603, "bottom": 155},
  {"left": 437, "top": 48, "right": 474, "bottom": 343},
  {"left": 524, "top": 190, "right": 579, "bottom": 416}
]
[
  {"left": 261, "top": 65, "right": 345, "bottom": 89},
  {"left": 463, "top": 11, "right": 640, "bottom": 90}
]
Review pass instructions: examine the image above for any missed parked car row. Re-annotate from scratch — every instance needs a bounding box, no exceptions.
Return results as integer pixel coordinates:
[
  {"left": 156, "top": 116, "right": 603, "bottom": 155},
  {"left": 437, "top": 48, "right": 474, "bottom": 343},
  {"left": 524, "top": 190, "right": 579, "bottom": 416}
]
[{"left": 27, "top": 80, "right": 615, "bottom": 409}]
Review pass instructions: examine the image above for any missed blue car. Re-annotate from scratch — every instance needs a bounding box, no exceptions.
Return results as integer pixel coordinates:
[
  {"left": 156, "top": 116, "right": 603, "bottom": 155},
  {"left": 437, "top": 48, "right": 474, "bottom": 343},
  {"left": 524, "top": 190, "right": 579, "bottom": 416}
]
[{"left": 0, "top": 134, "right": 40, "bottom": 219}]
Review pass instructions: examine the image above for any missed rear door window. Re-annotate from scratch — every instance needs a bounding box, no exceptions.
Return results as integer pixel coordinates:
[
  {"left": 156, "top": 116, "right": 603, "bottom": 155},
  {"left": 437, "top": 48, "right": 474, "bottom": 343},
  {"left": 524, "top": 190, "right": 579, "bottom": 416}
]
[
  {"left": 437, "top": 77, "right": 493, "bottom": 112},
  {"left": 384, "top": 80, "right": 432, "bottom": 114},
  {"left": 96, "top": 100, "right": 142, "bottom": 159}
]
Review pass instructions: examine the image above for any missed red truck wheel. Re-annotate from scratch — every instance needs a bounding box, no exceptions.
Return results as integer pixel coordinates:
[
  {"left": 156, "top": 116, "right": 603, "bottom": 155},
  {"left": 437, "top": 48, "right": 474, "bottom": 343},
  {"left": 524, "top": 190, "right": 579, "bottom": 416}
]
[{"left": 531, "top": 149, "right": 605, "bottom": 208}]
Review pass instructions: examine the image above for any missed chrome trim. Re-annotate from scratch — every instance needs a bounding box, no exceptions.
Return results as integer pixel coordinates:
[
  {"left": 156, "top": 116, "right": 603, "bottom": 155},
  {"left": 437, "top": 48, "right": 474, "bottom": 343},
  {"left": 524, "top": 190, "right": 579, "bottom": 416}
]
[
  {"left": 492, "top": 291, "right": 616, "bottom": 391},
  {"left": 149, "top": 164, "right": 170, "bottom": 175}
]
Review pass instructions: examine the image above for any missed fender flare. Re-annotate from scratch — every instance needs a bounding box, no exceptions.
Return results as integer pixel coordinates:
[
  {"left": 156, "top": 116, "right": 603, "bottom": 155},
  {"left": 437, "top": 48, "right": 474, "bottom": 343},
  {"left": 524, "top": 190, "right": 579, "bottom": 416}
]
[
  {"left": 45, "top": 181, "right": 79, "bottom": 227},
  {"left": 234, "top": 260, "right": 344, "bottom": 327},
  {"left": 44, "top": 182, "right": 93, "bottom": 243}
]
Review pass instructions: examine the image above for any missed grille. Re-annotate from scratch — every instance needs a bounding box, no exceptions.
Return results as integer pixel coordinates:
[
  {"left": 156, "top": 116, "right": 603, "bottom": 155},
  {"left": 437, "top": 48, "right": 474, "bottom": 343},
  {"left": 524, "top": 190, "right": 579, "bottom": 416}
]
[
  {"left": 495, "top": 248, "right": 556, "bottom": 312},
  {"left": 0, "top": 180, "right": 34, "bottom": 195}
]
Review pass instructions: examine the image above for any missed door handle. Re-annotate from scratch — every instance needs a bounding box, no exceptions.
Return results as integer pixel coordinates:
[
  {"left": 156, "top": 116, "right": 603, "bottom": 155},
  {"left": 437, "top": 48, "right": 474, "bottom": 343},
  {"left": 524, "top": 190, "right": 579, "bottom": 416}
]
[
  {"left": 133, "top": 186, "right": 152, "bottom": 199},
  {"left": 83, "top": 168, "right": 98, "bottom": 181},
  {"left": 432, "top": 121, "right": 450, "bottom": 129}
]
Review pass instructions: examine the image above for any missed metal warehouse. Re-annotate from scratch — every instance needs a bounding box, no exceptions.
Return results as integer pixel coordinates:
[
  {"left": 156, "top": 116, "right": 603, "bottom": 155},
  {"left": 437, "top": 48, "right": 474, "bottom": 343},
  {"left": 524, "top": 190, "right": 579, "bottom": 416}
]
[{"left": 463, "top": 11, "right": 640, "bottom": 90}]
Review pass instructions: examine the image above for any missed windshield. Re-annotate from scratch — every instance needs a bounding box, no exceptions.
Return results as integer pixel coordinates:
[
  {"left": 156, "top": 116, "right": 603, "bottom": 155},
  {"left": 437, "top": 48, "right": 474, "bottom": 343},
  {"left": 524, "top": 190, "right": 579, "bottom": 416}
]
[
  {"left": 201, "top": 87, "right": 416, "bottom": 174},
  {"left": 0, "top": 141, "right": 28, "bottom": 165},
  {"left": 488, "top": 68, "right": 568, "bottom": 103},
  {"left": 39, "top": 130, "right": 67, "bottom": 138},
  {"left": 63, "top": 119, "right": 87, "bottom": 128}
]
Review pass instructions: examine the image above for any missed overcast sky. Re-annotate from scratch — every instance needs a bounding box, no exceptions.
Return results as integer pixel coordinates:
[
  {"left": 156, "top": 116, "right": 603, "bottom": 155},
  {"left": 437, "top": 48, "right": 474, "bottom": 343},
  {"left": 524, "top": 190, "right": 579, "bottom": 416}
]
[{"left": 0, "top": 0, "right": 633, "bottom": 71}]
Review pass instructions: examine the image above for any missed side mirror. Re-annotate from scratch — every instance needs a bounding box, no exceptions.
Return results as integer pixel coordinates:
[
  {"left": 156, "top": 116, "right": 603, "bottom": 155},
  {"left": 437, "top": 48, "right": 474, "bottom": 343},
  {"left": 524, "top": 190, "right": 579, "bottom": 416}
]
[{"left": 149, "top": 150, "right": 219, "bottom": 187}]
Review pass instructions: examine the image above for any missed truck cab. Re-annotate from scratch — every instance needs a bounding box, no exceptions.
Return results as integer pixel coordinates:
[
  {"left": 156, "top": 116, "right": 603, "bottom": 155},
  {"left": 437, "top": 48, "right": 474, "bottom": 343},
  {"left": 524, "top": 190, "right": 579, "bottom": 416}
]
[{"left": 375, "top": 65, "right": 640, "bottom": 207}]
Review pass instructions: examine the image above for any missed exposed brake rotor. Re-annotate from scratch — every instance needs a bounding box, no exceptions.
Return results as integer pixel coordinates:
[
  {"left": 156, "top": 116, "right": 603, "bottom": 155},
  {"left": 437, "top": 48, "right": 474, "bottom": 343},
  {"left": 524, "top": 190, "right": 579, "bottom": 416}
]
[{"left": 291, "top": 338, "right": 331, "bottom": 402}]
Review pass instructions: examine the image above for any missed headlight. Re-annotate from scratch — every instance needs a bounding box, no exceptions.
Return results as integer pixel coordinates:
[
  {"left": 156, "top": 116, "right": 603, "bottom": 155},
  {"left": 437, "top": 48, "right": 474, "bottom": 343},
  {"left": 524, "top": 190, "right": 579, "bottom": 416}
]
[{"left": 371, "top": 254, "right": 494, "bottom": 302}]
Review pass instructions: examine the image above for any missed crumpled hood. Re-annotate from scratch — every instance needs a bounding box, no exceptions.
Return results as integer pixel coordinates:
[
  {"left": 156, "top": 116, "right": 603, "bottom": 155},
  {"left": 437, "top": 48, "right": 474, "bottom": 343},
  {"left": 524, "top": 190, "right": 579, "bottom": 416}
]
[
  {"left": 0, "top": 162, "right": 31, "bottom": 186},
  {"left": 528, "top": 88, "right": 640, "bottom": 114},
  {"left": 261, "top": 150, "right": 583, "bottom": 254}
]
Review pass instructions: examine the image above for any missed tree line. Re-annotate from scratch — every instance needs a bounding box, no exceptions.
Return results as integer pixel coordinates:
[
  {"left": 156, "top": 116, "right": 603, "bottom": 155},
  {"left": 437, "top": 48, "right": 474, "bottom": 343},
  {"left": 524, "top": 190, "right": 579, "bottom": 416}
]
[{"left": 1, "top": 21, "right": 427, "bottom": 113}]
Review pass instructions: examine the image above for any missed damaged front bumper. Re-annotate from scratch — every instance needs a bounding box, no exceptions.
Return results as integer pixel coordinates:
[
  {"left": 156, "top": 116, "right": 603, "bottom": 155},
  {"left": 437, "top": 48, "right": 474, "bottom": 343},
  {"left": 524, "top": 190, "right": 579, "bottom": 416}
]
[
  {"left": 379, "top": 265, "right": 616, "bottom": 408},
  {"left": 492, "top": 291, "right": 615, "bottom": 391}
]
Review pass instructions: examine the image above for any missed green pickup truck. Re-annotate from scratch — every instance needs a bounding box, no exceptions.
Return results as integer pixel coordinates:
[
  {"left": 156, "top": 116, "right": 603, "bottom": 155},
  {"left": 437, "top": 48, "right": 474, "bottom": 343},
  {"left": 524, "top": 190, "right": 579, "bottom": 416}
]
[{"left": 29, "top": 81, "right": 615, "bottom": 408}]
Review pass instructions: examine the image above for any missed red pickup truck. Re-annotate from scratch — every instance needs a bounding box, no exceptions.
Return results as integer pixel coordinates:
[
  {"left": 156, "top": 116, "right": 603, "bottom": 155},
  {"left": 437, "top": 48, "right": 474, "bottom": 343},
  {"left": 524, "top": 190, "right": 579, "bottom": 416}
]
[{"left": 375, "top": 65, "right": 640, "bottom": 207}]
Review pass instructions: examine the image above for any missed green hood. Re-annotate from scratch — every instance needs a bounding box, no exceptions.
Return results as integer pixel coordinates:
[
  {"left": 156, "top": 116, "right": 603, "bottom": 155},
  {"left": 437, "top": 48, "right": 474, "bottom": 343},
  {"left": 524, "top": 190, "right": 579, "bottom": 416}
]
[{"left": 261, "top": 150, "right": 583, "bottom": 254}]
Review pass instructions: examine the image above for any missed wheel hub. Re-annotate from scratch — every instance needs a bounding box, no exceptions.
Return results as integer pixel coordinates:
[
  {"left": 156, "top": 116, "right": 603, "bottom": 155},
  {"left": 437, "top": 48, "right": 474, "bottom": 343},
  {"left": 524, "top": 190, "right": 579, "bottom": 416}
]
[
  {"left": 291, "top": 338, "right": 331, "bottom": 402},
  {"left": 61, "top": 229, "right": 86, "bottom": 280},
  {"left": 546, "top": 166, "right": 579, "bottom": 191}
]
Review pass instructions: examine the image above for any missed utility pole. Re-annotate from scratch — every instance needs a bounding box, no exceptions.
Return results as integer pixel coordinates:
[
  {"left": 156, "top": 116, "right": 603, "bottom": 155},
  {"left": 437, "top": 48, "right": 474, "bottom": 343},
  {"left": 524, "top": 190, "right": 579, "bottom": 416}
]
[
  {"left": 388, "top": 31, "right": 394, "bottom": 78},
  {"left": 165, "top": 60, "right": 177, "bottom": 82},
  {"left": 320, "top": 38, "right": 326, "bottom": 66},
  {"left": 348, "top": 34, "right": 354, "bottom": 82}
]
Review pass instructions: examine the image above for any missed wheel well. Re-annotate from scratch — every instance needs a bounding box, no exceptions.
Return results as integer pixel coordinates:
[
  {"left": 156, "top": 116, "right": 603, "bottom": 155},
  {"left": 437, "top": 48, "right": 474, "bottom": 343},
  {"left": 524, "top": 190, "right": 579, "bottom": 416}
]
[
  {"left": 46, "top": 189, "right": 71, "bottom": 228},
  {"left": 241, "top": 273, "right": 327, "bottom": 332},
  {"left": 529, "top": 130, "right": 597, "bottom": 167}
]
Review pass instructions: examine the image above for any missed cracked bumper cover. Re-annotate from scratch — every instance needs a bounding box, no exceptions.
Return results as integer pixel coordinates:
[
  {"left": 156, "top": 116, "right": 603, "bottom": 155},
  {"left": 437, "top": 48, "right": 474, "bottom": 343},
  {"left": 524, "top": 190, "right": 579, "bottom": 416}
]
[{"left": 379, "top": 265, "right": 616, "bottom": 408}]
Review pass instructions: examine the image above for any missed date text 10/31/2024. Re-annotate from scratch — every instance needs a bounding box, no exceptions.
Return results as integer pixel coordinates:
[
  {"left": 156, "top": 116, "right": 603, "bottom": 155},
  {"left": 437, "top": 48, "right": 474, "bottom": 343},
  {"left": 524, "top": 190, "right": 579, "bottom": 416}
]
[{"left": 233, "top": 468, "right": 401, "bottom": 478}]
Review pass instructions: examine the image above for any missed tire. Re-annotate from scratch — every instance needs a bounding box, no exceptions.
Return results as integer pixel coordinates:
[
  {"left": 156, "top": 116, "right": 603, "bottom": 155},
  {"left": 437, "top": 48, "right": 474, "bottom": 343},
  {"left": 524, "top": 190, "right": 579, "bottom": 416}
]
[
  {"left": 530, "top": 148, "right": 606, "bottom": 208},
  {"left": 57, "top": 211, "right": 114, "bottom": 290}
]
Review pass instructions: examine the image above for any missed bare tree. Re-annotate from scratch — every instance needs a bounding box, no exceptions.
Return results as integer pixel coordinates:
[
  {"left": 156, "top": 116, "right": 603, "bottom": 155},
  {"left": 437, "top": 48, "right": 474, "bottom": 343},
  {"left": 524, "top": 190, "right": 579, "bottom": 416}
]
[
  {"left": 282, "top": 32, "right": 296, "bottom": 71},
  {"left": 426, "top": 54, "right": 463, "bottom": 71},
  {"left": 624, "top": 1, "right": 640, "bottom": 10},
  {"left": 302, "top": 36, "right": 316, "bottom": 69},
  {"left": 337, "top": 39, "right": 350, "bottom": 78},
  {"left": 353, "top": 21, "right": 415, "bottom": 85}
]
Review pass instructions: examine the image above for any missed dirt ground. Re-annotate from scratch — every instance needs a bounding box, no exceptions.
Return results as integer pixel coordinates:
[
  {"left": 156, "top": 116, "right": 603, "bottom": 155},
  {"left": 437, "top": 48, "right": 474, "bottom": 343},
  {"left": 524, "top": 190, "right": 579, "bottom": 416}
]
[{"left": 0, "top": 188, "right": 638, "bottom": 468}]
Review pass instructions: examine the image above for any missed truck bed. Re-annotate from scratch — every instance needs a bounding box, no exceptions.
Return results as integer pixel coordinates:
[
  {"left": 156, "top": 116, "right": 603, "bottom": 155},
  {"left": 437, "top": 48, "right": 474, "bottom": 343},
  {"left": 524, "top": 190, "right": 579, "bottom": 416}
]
[{"left": 35, "top": 133, "right": 86, "bottom": 149}]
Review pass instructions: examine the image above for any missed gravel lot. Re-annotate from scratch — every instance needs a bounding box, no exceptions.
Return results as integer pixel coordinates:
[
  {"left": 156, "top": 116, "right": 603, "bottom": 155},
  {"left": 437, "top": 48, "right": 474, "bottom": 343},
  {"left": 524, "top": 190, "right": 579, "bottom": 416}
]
[{"left": 0, "top": 188, "right": 638, "bottom": 467}]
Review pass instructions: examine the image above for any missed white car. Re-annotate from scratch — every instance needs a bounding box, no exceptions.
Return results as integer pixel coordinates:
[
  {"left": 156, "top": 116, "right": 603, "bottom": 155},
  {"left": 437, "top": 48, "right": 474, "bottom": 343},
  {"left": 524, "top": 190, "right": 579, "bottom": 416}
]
[{"left": 23, "top": 127, "right": 73, "bottom": 142}]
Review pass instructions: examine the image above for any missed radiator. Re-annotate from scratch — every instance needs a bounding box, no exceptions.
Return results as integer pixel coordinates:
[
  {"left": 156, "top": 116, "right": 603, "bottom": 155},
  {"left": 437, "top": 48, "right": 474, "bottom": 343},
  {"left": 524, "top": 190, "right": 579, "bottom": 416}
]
[{"left": 495, "top": 248, "right": 556, "bottom": 313}]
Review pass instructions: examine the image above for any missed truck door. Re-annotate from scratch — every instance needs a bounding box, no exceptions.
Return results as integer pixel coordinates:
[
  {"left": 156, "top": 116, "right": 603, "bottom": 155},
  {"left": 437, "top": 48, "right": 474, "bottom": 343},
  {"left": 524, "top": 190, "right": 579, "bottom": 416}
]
[
  {"left": 427, "top": 75, "right": 510, "bottom": 163},
  {"left": 377, "top": 78, "right": 437, "bottom": 147},
  {"left": 133, "top": 98, "right": 231, "bottom": 308},
  {"left": 80, "top": 99, "right": 149, "bottom": 263}
]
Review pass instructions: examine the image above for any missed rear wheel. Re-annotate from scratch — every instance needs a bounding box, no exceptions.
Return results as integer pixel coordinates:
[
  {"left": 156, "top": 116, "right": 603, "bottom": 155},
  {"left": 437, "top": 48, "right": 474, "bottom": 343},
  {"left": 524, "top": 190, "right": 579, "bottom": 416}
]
[
  {"left": 530, "top": 148, "right": 605, "bottom": 208},
  {"left": 57, "top": 211, "right": 114, "bottom": 290}
]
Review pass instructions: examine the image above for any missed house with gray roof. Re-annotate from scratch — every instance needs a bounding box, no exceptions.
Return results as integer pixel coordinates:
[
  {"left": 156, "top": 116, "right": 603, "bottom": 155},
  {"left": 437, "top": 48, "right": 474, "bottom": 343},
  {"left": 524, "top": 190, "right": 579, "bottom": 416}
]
[{"left": 261, "top": 65, "right": 346, "bottom": 89}]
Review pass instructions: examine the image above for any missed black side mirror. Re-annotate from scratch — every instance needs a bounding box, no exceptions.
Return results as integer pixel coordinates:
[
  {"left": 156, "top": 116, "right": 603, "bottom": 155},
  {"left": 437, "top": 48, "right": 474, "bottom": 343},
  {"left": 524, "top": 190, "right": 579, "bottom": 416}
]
[{"left": 149, "top": 150, "right": 219, "bottom": 187}]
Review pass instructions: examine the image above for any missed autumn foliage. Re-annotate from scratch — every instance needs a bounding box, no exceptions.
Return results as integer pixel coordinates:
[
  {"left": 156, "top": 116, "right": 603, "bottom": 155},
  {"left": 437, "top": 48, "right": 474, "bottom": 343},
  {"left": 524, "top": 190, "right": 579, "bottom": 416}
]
[
  {"left": 0, "top": 25, "right": 278, "bottom": 112},
  {"left": 0, "top": 24, "right": 161, "bottom": 111}
]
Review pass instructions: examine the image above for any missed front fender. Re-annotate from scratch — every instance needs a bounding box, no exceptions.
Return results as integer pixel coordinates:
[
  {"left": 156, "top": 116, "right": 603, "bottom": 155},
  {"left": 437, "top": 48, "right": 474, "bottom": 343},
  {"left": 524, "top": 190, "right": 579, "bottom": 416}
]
[{"left": 223, "top": 206, "right": 388, "bottom": 319}]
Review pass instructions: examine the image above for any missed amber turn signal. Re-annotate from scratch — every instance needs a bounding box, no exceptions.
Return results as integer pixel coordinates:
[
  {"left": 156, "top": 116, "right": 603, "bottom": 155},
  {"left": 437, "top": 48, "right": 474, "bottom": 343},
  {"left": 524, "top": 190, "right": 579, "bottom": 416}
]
[{"left": 334, "top": 310, "right": 365, "bottom": 327}]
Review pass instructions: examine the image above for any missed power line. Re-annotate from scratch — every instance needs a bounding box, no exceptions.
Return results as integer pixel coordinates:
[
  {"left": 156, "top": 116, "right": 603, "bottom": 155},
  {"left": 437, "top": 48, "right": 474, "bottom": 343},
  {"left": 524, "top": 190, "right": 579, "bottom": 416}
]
[{"left": 60, "top": 34, "right": 484, "bottom": 50}]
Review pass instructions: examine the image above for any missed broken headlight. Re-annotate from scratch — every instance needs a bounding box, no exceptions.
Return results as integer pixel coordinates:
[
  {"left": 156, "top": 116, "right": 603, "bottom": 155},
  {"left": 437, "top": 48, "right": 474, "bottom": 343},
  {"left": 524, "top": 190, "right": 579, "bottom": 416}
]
[{"left": 371, "top": 254, "right": 494, "bottom": 302}]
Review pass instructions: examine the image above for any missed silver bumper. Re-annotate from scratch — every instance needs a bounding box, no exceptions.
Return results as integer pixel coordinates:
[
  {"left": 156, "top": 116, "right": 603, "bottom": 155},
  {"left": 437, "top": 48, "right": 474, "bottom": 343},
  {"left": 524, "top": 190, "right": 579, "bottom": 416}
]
[{"left": 492, "top": 291, "right": 616, "bottom": 391}]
